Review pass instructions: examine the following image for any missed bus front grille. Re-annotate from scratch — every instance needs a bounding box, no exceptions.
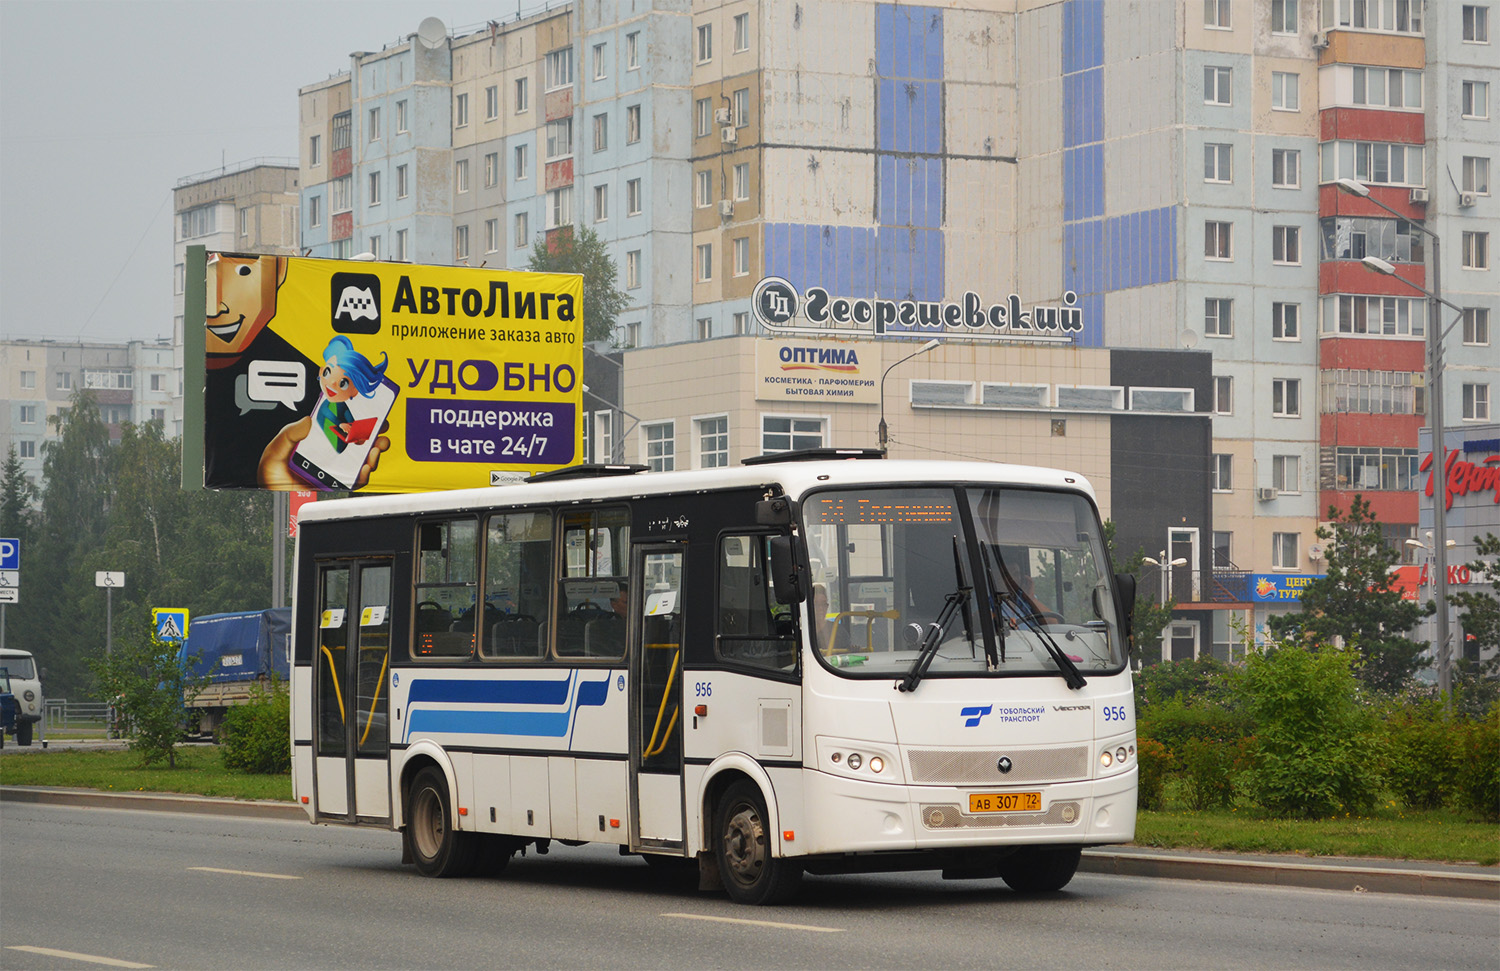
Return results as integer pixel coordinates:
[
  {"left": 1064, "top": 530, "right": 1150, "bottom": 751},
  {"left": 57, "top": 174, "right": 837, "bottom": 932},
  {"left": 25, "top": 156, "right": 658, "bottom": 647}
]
[{"left": 907, "top": 746, "right": 1089, "bottom": 785}]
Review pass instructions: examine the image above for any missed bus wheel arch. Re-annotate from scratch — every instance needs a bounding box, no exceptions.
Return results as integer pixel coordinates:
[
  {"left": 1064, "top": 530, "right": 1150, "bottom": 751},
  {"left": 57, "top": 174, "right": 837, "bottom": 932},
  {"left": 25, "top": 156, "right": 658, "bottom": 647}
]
[{"left": 397, "top": 744, "right": 459, "bottom": 832}]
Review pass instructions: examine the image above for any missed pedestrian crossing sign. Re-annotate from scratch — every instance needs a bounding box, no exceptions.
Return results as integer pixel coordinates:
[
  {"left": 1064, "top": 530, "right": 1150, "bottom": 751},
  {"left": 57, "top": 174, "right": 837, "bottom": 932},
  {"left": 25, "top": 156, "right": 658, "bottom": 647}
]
[{"left": 153, "top": 608, "right": 189, "bottom": 644}]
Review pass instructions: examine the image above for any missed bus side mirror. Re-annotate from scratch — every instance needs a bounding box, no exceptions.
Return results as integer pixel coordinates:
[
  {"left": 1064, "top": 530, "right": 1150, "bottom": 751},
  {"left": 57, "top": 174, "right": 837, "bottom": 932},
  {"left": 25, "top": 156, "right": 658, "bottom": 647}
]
[
  {"left": 767, "top": 535, "right": 806, "bottom": 605},
  {"left": 755, "top": 496, "right": 796, "bottom": 526},
  {"left": 1112, "top": 573, "right": 1136, "bottom": 648}
]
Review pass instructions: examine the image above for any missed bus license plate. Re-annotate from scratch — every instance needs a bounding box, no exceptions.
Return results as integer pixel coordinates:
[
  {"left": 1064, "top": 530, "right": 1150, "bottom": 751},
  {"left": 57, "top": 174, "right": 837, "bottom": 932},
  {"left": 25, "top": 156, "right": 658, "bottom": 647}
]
[{"left": 968, "top": 792, "right": 1042, "bottom": 814}]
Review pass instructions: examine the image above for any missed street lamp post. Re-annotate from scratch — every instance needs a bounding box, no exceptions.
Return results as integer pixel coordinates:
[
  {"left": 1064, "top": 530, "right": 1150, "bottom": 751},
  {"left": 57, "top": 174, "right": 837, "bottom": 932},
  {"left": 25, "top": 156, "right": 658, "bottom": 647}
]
[
  {"left": 877, "top": 339, "right": 941, "bottom": 451},
  {"left": 1336, "top": 178, "right": 1458, "bottom": 701}
]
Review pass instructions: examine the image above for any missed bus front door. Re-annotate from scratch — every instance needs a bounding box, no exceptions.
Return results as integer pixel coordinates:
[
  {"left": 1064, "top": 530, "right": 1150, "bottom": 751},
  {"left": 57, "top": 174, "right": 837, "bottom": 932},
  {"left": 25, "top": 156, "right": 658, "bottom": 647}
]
[
  {"left": 313, "top": 560, "right": 394, "bottom": 824},
  {"left": 630, "top": 546, "right": 686, "bottom": 850}
]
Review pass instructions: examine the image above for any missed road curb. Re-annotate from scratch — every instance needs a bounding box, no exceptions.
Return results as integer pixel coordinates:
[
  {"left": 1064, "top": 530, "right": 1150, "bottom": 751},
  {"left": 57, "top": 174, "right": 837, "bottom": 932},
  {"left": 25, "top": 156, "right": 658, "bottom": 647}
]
[{"left": 4, "top": 785, "right": 1495, "bottom": 901}]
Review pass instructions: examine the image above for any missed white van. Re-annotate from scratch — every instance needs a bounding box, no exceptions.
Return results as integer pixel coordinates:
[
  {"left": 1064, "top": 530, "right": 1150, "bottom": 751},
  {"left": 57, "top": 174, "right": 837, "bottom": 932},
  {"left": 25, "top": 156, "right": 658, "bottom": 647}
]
[{"left": 0, "top": 648, "right": 42, "bottom": 746}]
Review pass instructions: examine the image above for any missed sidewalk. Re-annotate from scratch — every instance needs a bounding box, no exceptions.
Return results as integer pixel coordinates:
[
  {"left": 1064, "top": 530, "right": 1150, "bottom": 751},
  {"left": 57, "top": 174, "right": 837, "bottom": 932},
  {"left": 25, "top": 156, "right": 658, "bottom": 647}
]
[{"left": 3, "top": 784, "right": 1495, "bottom": 901}]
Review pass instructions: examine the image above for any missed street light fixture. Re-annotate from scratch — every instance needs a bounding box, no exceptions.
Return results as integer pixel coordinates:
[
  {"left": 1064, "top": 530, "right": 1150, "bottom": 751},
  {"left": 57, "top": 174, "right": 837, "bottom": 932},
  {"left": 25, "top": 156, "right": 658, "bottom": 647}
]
[
  {"left": 877, "top": 339, "right": 941, "bottom": 451},
  {"left": 1336, "top": 176, "right": 1456, "bottom": 701}
]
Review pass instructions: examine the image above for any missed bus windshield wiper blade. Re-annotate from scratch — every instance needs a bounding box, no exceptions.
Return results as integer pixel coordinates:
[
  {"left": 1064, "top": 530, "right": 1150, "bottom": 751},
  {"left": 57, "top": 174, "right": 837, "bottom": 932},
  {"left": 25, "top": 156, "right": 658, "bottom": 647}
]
[
  {"left": 985, "top": 542, "right": 1085, "bottom": 690},
  {"left": 898, "top": 537, "right": 971, "bottom": 693}
]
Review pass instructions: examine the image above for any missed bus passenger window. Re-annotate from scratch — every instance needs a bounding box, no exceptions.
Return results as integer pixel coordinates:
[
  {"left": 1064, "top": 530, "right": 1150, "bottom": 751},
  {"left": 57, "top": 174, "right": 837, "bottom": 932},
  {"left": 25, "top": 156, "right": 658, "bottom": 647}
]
[
  {"left": 482, "top": 510, "right": 553, "bottom": 659},
  {"left": 412, "top": 518, "right": 479, "bottom": 658},
  {"left": 715, "top": 534, "right": 797, "bottom": 672},
  {"left": 555, "top": 508, "right": 629, "bottom": 660}
]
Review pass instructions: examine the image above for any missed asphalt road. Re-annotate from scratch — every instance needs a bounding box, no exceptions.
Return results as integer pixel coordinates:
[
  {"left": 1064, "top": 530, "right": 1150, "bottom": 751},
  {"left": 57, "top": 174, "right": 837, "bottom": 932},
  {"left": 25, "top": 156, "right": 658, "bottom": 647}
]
[{"left": 2, "top": 801, "right": 1496, "bottom": 970}]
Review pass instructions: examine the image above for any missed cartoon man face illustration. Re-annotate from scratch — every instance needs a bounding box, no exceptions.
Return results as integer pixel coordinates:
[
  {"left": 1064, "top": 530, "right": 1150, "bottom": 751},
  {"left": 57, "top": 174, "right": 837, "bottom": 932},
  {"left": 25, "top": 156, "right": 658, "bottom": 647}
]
[{"left": 206, "top": 253, "right": 288, "bottom": 364}]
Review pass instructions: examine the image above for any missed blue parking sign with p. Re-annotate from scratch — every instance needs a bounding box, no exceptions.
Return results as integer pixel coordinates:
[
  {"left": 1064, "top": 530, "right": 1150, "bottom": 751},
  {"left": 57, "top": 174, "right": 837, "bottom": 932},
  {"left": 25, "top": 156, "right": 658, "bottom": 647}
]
[{"left": 0, "top": 539, "right": 19, "bottom": 571}]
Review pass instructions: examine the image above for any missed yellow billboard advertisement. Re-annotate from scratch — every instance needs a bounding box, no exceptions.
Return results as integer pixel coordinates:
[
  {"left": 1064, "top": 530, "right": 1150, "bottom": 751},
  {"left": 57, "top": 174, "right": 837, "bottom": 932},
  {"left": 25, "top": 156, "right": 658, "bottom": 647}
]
[{"left": 202, "top": 253, "right": 582, "bottom": 493}]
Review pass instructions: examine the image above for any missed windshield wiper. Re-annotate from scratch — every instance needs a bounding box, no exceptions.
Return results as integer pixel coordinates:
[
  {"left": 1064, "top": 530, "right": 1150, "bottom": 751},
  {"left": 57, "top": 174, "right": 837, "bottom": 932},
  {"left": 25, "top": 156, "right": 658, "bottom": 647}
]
[
  {"left": 898, "top": 536, "right": 972, "bottom": 693},
  {"left": 985, "top": 543, "right": 1086, "bottom": 690}
]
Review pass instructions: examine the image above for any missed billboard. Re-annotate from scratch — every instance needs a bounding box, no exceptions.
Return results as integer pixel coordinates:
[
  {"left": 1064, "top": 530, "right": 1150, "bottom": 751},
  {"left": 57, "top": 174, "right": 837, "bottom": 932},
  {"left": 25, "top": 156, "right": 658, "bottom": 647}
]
[
  {"left": 200, "top": 253, "right": 582, "bottom": 493},
  {"left": 755, "top": 339, "right": 880, "bottom": 404}
]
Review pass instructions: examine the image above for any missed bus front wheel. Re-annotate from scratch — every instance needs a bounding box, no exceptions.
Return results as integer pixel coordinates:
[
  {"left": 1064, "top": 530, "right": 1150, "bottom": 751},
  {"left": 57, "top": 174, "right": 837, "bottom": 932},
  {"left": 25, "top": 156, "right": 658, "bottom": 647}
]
[
  {"left": 714, "top": 780, "right": 802, "bottom": 905},
  {"left": 997, "top": 845, "right": 1081, "bottom": 892},
  {"left": 405, "top": 767, "right": 478, "bottom": 878}
]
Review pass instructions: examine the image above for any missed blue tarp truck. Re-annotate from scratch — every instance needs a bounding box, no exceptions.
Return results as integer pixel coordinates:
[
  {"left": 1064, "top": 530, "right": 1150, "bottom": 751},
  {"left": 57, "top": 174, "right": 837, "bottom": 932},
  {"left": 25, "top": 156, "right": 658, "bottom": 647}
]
[{"left": 180, "top": 609, "right": 291, "bottom": 737}]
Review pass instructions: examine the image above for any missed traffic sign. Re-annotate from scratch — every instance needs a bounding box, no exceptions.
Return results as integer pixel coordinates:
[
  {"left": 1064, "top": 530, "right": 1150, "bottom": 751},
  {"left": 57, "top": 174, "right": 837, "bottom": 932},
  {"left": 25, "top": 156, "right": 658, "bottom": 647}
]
[
  {"left": 0, "top": 588, "right": 18, "bottom": 604},
  {"left": 0, "top": 570, "right": 17, "bottom": 587},
  {"left": 0, "top": 538, "right": 18, "bottom": 571},
  {"left": 95, "top": 571, "right": 125, "bottom": 588},
  {"left": 153, "top": 608, "right": 189, "bottom": 643}
]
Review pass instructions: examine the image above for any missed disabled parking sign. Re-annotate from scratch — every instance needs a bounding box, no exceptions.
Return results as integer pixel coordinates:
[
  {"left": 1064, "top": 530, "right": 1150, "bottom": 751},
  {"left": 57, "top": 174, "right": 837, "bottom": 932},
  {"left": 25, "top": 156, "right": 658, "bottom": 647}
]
[{"left": 0, "top": 538, "right": 19, "bottom": 571}]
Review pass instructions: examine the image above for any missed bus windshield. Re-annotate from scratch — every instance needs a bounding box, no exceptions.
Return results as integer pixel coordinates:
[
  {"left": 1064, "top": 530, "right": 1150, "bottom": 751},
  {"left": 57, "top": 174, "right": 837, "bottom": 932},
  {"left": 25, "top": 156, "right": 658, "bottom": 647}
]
[{"left": 802, "top": 486, "right": 1124, "bottom": 680}]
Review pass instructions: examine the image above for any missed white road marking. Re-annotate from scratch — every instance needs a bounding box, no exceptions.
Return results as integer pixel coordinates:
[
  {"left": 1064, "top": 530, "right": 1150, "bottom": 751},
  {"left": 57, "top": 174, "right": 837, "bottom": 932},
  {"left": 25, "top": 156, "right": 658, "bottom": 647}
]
[
  {"left": 187, "top": 866, "right": 300, "bottom": 880},
  {"left": 5, "top": 945, "right": 153, "bottom": 968},
  {"left": 661, "top": 912, "right": 844, "bottom": 933}
]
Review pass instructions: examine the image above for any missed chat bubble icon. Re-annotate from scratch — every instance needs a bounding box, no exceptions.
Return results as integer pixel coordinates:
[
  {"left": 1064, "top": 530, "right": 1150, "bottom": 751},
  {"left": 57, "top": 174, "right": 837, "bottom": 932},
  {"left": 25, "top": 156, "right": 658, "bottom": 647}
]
[{"left": 245, "top": 360, "right": 306, "bottom": 413}]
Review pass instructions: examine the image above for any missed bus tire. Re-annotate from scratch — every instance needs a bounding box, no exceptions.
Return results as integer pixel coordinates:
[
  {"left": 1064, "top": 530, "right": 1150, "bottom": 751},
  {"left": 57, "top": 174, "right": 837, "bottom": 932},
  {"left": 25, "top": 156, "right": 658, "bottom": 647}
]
[
  {"left": 475, "top": 834, "right": 517, "bottom": 877},
  {"left": 405, "top": 767, "right": 478, "bottom": 878},
  {"left": 714, "top": 780, "right": 802, "bottom": 905},
  {"left": 997, "top": 845, "right": 1081, "bottom": 893}
]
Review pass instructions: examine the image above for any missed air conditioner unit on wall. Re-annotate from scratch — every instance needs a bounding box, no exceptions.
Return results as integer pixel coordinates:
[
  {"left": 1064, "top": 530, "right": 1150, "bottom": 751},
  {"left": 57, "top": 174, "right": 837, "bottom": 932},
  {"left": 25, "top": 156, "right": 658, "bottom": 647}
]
[
  {"left": 1459, "top": 191, "right": 1478, "bottom": 208},
  {"left": 719, "top": 199, "right": 734, "bottom": 218},
  {"left": 714, "top": 107, "right": 731, "bottom": 125},
  {"left": 1256, "top": 487, "right": 1278, "bottom": 502},
  {"left": 1409, "top": 188, "right": 1430, "bottom": 204},
  {"left": 1312, "top": 31, "right": 1328, "bottom": 49},
  {"left": 720, "top": 126, "right": 738, "bottom": 144}
]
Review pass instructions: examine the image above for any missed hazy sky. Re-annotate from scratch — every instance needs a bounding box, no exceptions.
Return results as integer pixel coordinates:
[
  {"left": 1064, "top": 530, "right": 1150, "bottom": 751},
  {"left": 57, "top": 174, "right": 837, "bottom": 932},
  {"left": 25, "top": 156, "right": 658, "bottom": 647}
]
[{"left": 0, "top": 0, "right": 517, "bottom": 345}]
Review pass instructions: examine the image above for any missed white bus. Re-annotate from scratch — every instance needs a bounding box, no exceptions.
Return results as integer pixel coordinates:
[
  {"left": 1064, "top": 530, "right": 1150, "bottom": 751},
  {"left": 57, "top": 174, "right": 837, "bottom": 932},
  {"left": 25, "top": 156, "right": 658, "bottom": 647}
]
[{"left": 290, "top": 451, "right": 1138, "bottom": 904}]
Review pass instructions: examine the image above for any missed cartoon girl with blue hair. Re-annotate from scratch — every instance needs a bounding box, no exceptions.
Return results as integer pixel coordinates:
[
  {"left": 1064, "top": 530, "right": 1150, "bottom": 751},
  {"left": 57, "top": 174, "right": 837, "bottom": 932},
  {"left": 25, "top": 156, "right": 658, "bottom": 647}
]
[{"left": 315, "top": 336, "right": 389, "bottom": 452}]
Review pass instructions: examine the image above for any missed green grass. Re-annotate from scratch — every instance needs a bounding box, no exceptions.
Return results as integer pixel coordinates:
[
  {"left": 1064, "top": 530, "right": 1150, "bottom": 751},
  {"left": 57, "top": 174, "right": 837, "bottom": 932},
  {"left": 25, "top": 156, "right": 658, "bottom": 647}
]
[{"left": 0, "top": 747, "right": 292, "bottom": 802}]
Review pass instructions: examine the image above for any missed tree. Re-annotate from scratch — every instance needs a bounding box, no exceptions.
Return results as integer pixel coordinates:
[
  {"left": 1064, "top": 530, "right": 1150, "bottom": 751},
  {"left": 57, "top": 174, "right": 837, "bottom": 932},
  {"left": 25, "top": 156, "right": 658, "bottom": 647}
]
[
  {"left": 88, "top": 621, "right": 209, "bottom": 767},
  {"left": 1267, "top": 495, "right": 1427, "bottom": 693},
  {"left": 527, "top": 225, "right": 629, "bottom": 343},
  {"left": 0, "top": 445, "right": 37, "bottom": 540},
  {"left": 1450, "top": 532, "right": 1500, "bottom": 716}
]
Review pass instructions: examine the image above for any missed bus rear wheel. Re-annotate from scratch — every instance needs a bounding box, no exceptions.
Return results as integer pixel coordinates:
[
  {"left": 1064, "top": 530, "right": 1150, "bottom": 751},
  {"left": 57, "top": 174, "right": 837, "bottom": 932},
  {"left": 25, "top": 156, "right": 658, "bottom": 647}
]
[
  {"left": 405, "top": 767, "right": 478, "bottom": 877},
  {"left": 997, "top": 845, "right": 1081, "bottom": 892},
  {"left": 714, "top": 780, "right": 801, "bottom": 905}
]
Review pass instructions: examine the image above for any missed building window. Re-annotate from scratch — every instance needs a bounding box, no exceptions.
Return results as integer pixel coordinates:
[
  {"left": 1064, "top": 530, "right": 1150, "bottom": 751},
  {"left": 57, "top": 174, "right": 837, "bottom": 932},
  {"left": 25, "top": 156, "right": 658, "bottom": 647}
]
[
  {"left": 1328, "top": 0, "right": 1422, "bottom": 30},
  {"left": 1205, "top": 0, "right": 1231, "bottom": 27},
  {"left": 1213, "top": 531, "right": 1233, "bottom": 569},
  {"left": 396, "top": 229, "right": 408, "bottom": 261},
  {"left": 1319, "top": 140, "right": 1425, "bottom": 187},
  {"left": 643, "top": 422, "right": 675, "bottom": 471},
  {"left": 626, "top": 31, "right": 640, "bottom": 69},
  {"left": 1212, "top": 454, "right": 1233, "bottom": 492},
  {"left": 485, "top": 218, "right": 499, "bottom": 254},
  {"left": 455, "top": 225, "right": 469, "bottom": 261},
  {"left": 594, "top": 184, "right": 608, "bottom": 222},
  {"left": 1272, "top": 532, "right": 1299, "bottom": 571},
  {"left": 594, "top": 411, "right": 614, "bottom": 461},
  {"left": 733, "top": 87, "right": 749, "bottom": 127},
  {"left": 368, "top": 106, "right": 381, "bottom": 141},
  {"left": 1319, "top": 216, "right": 1426, "bottom": 264},
  {"left": 1213, "top": 375, "right": 1233, "bottom": 414},
  {"left": 368, "top": 235, "right": 381, "bottom": 260},
  {"left": 149, "top": 373, "right": 165, "bottom": 392},
  {"left": 697, "top": 243, "right": 713, "bottom": 281},
  {"left": 484, "top": 152, "right": 499, "bottom": 188},
  {"left": 545, "top": 118, "right": 573, "bottom": 160},
  {"left": 18, "top": 441, "right": 35, "bottom": 460},
  {"left": 309, "top": 134, "right": 321, "bottom": 166},
  {"left": 545, "top": 48, "right": 574, "bottom": 91},
  {"left": 733, "top": 162, "right": 749, "bottom": 200},
  {"left": 151, "top": 408, "right": 166, "bottom": 425},
  {"left": 1323, "top": 294, "right": 1425, "bottom": 337},
  {"left": 395, "top": 164, "right": 409, "bottom": 199},
  {"left": 696, "top": 98, "right": 713, "bottom": 137},
  {"left": 1464, "top": 307, "right": 1491, "bottom": 345},
  {"left": 1463, "top": 80, "right": 1491, "bottom": 118},
  {"left": 332, "top": 110, "right": 351, "bottom": 151},
  {"left": 1272, "top": 302, "right": 1300, "bottom": 340},
  {"left": 331, "top": 176, "right": 352, "bottom": 212},
  {"left": 307, "top": 195, "right": 321, "bottom": 228},
  {"left": 762, "top": 416, "right": 825, "bottom": 453},
  {"left": 1271, "top": 71, "right": 1299, "bottom": 111},
  {"left": 1204, "top": 143, "right": 1232, "bottom": 183},
  {"left": 1462, "top": 156, "right": 1491, "bottom": 195},
  {"left": 1463, "top": 231, "right": 1490, "bottom": 269},
  {"left": 625, "top": 321, "right": 641, "bottom": 347},
  {"left": 1205, "top": 298, "right": 1233, "bottom": 337},
  {"left": 1463, "top": 4, "right": 1489, "bottom": 41},
  {"left": 1335, "top": 446, "right": 1419, "bottom": 489},
  {"left": 19, "top": 371, "right": 34, "bottom": 390},
  {"left": 515, "top": 77, "right": 529, "bottom": 114},
  {"left": 514, "top": 212, "right": 530, "bottom": 249},
  {"left": 174, "top": 263, "right": 185, "bottom": 294},
  {"left": 238, "top": 206, "right": 249, "bottom": 237},
  {"left": 733, "top": 237, "right": 750, "bottom": 276},
  {"left": 546, "top": 186, "right": 573, "bottom": 229},
  {"left": 592, "top": 43, "right": 607, "bottom": 80},
  {"left": 696, "top": 169, "right": 713, "bottom": 208},
  {"left": 697, "top": 416, "right": 729, "bottom": 468},
  {"left": 1464, "top": 383, "right": 1492, "bottom": 420},
  {"left": 697, "top": 23, "right": 712, "bottom": 62},
  {"left": 1204, "top": 66, "right": 1232, "bottom": 105},
  {"left": 626, "top": 104, "right": 641, "bottom": 144},
  {"left": 591, "top": 113, "right": 608, "bottom": 153},
  {"left": 626, "top": 250, "right": 641, "bottom": 289},
  {"left": 455, "top": 159, "right": 469, "bottom": 193},
  {"left": 1205, "top": 220, "right": 1232, "bottom": 260},
  {"left": 455, "top": 92, "right": 469, "bottom": 127},
  {"left": 179, "top": 205, "right": 217, "bottom": 239},
  {"left": 733, "top": 311, "right": 750, "bottom": 335},
  {"left": 514, "top": 144, "right": 528, "bottom": 181},
  {"left": 1351, "top": 66, "right": 1422, "bottom": 109},
  {"left": 627, "top": 178, "right": 643, "bottom": 215},
  {"left": 734, "top": 12, "right": 750, "bottom": 51},
  {"left": 396, "top": 99, "right": 408, "bottom": 132},
  {"left": 697, "top": 317, "right": 713, "bottom": 340},
  {"left": 1272, "top": 454, "right": 1300, "bottom": 493},
  {"left": 1270, "top": 0, "right": 1298, "bottom": 33},
  {"left": 1272, "top": 378, "right": 1301, "bottom": 417},
  {"left": 56, "top": 371, "right": 73, "bottom": 390},
  {"left": 484, "top": 85, "right": 499, "bottom": 120},
  {"left": 19, "top": 404, "right": 36, "bottom": 423},
  {"left": 1272, "top": 148, "right": 1300, "bottom": 188},
  {"left": 1272, "top": 225, "right": 1301, "bottom": 264}
]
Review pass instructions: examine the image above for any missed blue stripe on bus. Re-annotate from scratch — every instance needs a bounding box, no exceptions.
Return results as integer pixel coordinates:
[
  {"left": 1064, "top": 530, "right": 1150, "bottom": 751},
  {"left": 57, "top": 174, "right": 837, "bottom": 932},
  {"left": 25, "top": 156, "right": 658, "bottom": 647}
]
[
  {"left": 407, "top": 708, "right": 571, "bottom": 737},
  {"left": 406, "top": 675, "right": 571, "bottom": 706},
  {"left": 403, "top": 676, "right": 614, "bottom": 743}
]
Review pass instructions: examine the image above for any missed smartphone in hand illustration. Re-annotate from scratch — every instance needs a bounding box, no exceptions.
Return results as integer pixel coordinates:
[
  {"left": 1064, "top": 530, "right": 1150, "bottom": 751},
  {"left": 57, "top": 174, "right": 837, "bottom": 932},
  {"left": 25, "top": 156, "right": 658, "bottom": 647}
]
[{"left": 289, "top": 375, "right": 399, "bottom": 490}]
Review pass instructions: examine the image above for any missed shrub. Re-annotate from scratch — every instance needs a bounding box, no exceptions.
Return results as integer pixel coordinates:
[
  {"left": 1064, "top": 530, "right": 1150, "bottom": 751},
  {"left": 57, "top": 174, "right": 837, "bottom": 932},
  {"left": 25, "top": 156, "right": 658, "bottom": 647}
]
[
  {"left": 1380, "top": 699, "right": 1459, "bottom": 811},
  {"left": 1239, "top": 644, "right": 1382, "bottom": 819},
  {"left": 1135, "top": 737, "right": 1171, "bottom": 811},
  {"left": 219, "top": 682, "right": 291, "bottom": 775},
  {"left": 1135, "top": 655, "right": 1239, "bottom": 714},
  {"left": 1453, "top": 703, "right": 1500, "bottom": 822},
  {"left": 1179, "top": 736, "right": 1251, "bottom": 810}
]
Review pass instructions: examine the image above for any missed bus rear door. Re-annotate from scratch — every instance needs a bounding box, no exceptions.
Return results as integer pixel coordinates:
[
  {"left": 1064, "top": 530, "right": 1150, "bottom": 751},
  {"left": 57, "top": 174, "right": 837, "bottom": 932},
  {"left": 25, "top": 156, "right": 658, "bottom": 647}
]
[{"left": 630, "top": 544, "right": 686, "bottom": 851}]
